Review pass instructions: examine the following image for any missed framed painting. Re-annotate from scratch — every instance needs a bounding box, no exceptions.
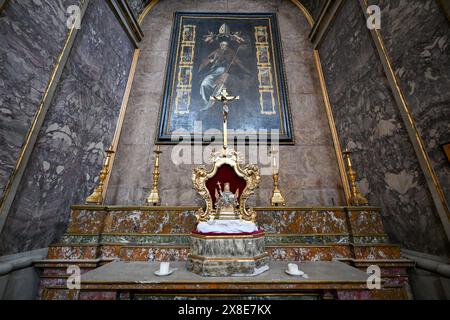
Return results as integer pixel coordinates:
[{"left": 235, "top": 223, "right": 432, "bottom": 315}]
[{"left": 157, "top": 12, "right": 293, "bottom": 144}]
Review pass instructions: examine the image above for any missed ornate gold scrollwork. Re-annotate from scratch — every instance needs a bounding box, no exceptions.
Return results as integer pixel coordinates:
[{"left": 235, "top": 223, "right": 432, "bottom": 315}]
[{"left": 192, "top": 150, "right": 260, "bottom": 223}]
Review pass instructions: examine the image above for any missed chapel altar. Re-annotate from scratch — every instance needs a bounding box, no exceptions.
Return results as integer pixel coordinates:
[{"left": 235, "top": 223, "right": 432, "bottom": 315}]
[{"left": 34, "top": 89, "right": 414, "bottom": 300}]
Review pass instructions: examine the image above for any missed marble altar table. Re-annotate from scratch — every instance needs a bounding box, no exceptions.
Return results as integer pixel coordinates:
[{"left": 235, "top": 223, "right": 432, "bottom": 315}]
[{"left": 56, "top": 260, "right": 381, "bottom": 300}]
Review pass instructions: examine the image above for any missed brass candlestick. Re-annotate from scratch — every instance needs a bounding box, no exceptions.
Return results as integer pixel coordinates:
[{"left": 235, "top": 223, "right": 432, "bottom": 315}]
[
  {"left": 270, "top": 147, "right": 286, "bottom": 206},
  {"left": 86, "top": 145, "right": 115, "bottom": 205},
  {"left": 147, "top": 146, "right": 162, "bottom": 205},
  {"left": 343, "top": 149, "right": 368, "bottom": 206}
]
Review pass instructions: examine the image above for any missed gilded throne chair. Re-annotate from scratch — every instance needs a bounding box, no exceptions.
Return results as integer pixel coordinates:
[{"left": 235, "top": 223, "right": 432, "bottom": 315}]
[{"left": 187, "top": 148, "right": 270, "bottom": 277}]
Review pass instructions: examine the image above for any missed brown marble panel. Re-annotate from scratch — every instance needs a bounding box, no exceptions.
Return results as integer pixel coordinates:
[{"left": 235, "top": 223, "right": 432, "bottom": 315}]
[
  {"left": 119, "top": 246, "right": 190, "bottom": 262},
  {"left": 138, "top": 211, "right": 171, "bottom": 233},
  {"left": 330, "top": 245, "right": 353, "bottom": 259},
  {"left": 104, "top": 211, "right": 144, "bottom": 233},
  {"left": 100, "top": 245, "right": 122, "bottom": 260},
  {"left": 267, "top": 246, "right": 333, "bottom": 261},
  {"left": 79, "top": 291, "right": 117, "bottom": 301},
  {"left": 42, "top": 288, "right": 78, "bottom": 301},
  {"left": 47, "top": 245, "right": 98, "bottom": 260},
  {"left": 369, "top": 288, "right": 409, "bottom": 300},
  {"left": 67, "top": 210, "right": 107, "bottom": 235},
  {"left": 348, "top": 210, "right": 385, "bottom": 235},
  {"left": 353, "top": 245, "right": 401, "bottom": 260},
  {"left": 257, "top": 210, "right": 348, "bottom": 234}
]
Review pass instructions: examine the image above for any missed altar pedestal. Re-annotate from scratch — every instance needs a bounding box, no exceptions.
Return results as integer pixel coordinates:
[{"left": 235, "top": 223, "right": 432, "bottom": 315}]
[{"left": 187, "top": 231, "right": 270, "bottom": 277}]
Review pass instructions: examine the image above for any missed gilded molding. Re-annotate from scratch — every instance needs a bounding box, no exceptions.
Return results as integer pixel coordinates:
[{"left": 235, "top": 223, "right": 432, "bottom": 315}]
[
  {"left": 138, "top": 0, "right": 159, "bottom": 25},
  {"left": 358, "top": 0, "right": 450, "bottom": 242},
  {"left": 70, "top": 205, "right": 199, "bottom": 211},
  {"left": 192, "top": 149, "right": 261, "bottom": 222},
  {"left": 0, "top": 0, "right": 91, "bottom": 233},
  {"left": 103, "top": 49, "right": 141, "bottom": 201},
  {"left": 107, "top": 0, "right": 144, "bottom": 48},
  {"left": 290, "top": 0, "right": 351, "bottom": 205},
  {"left": 68, "top": 204, "right": 380, "bottom": 212},
  {"left": 309, "top": 0, "right": 345, "bottom": 49}
]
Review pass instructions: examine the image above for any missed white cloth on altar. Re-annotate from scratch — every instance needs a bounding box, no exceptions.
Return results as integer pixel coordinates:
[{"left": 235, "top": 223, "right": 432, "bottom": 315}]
[{"left": 197, "top": 219, "right": 259, "bottom": 234}]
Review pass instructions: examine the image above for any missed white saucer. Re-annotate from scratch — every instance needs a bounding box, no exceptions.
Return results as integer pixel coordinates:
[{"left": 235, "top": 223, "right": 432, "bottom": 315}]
[
  {"left": 285, "top": 270, "right": 308, "bottom": 278},
  {"left": 154, "top": 268, "right": 177, "bottom": 276}
]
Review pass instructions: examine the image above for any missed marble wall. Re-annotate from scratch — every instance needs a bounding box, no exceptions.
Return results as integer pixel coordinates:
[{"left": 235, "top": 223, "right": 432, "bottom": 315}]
[
  {"left": 300, "top": 0, "right": 327, "bottom": 21},
  {"left": 127, "top": 0, "right": 151, "bottom": 17},
  {"left": 0, "top": 0, "right": 81, "bottom": 206},
  {"left": 318, "top": 0, "right": 450, "bottom": 256},
  {"left": 0, "top": 0, "right": 135, "bottom": 255},
  {"left": 369, "top": 0, "right": 450, "bottom": 209},
  {"left": 106, "top": 0, "right": 344, "bottom": 208}
]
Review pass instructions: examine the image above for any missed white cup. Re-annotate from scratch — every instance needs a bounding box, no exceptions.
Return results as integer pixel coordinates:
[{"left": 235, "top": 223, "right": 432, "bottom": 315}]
[
  {"left": 288, "top": 263, "right": 300, "bottom": 274},
  {"left": 159, "top": 262, "right": 170, "bottom": 275}
]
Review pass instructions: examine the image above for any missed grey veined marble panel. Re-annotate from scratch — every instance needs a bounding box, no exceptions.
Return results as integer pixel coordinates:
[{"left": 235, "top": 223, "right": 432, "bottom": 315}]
[
  {"left": 318, "top": 0, "right": 450, "bottom": 256},
  {"left": 369, "top": 0, "right": 450, "bottom": 209},
  {"left": 0, "top": 0, "right": 82, "bottom": 202},
  {"left": 127, "top": 0, "right": 151, "bottom": 17},
  {"left": 0, "top": 0, "right": 135, "bottom": 255},
  {"left": 300, "top": 0, "right": 327, "bottom": 21}
]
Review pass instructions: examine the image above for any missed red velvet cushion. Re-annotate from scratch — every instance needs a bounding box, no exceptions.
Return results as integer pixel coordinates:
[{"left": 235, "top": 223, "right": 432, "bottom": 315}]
[{"left": 192, "top": 229, "right": 264, "bottom": 236}]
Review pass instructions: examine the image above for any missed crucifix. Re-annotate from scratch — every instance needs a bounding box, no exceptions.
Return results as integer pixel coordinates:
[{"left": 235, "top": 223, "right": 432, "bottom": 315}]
[{"left": 210, "top": 88, "right": 239, "bottom": 152}]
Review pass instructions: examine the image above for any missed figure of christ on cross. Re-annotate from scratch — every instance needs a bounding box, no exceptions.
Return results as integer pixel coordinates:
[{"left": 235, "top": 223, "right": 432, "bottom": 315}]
[{"left": 210, "top": 88, "right": 239, "bottom": 151}]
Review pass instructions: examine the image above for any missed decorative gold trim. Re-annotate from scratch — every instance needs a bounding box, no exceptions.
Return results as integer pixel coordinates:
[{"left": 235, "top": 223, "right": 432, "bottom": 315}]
[
  {"left": 103, "top": 49, "right": 140, "bottom": 201},
  {"left": 133, "top": 293, "right": 321, "bottom": 297},
  {"left": 69, "top": 204, "right": 381, "bottom": 212},
  {"left": 290, "top": 0, "right": 314, "bottom": 26},
  {"left": 137, "top": 0, "right": 159, "bottom": 25},
  {"left": 86, "top": 146, "right": 115, "bottom": 205},
  {"left": 313, "top": 50, "right": 351, "bottom": 206},
  {"left": 345, "top": 206, "right": 380, "bottom": 212},
  {"left": 64, "top": 232, "right": 371, "bottom": 237},
  {"left": 290, "top": 0, "right": 351, "bottom": 205},
  {"left": 343, "top": 149, "right": 369, "bottom": 206},
  {"left": 59, "top": 232, "right": 380, "bottom": 237},
  {"left": 193, "top": 149, "right": 261, "bottom": 222},
  {"left": 146, "top": 145, "right": 162, "bottom": 205},
  {"left": 0, "top": 0, "right": 90, "bottom": 232},
  {"left": 70, "top": 205, "right": 200, "bottom": 211},
  {"left": 359, "top": 0, "right": 450, "bottom": 240}
]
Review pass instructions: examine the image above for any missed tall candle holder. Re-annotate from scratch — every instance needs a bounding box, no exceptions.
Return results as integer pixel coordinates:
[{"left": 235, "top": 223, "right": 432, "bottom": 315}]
[
  {"left": 270, "top": 146, "right": 286, "bottom": 206},
  {"left": 147, "top": 146, "right": 162, "bottom": 205},
  {"left": 86, "top": 146, "right": 115, "bottom": 205},
  {"left": 343, "top": 149, "right": 368, "bottom": 206}
]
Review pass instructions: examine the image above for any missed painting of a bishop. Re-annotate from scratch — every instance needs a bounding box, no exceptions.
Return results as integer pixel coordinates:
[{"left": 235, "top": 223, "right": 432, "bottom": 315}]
[{"left": 199, "top": 24, "right": 251, "bottom": 110}]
